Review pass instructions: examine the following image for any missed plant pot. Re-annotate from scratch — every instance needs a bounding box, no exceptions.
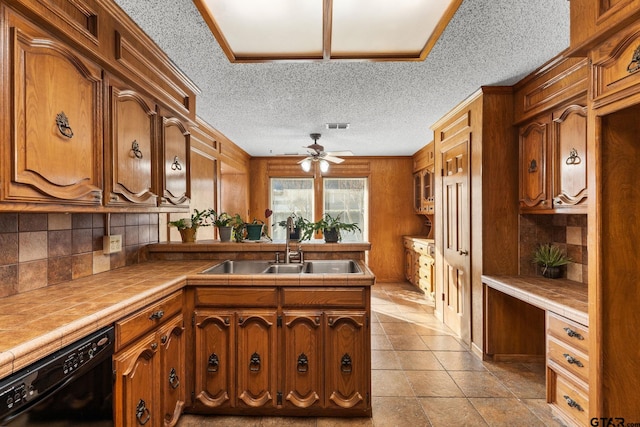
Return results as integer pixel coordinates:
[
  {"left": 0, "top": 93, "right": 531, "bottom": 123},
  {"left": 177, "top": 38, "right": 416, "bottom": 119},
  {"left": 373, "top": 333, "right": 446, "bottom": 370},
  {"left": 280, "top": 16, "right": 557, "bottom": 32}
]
[
  {"left": 218, "top": 226, "right": 232, "bottom": 242},
  {"left": 541, "top": 266, "right": 562, "bottom": 279},
  {"left": 288, "top": 227, "right": 301, "bottom": 242},
  {"left": 323, "top": 227, "right": 340, "bottom": 243},
  {"left": 179, "top": 228, "right": 197, "bottom": 243},
  {"left": 245, "top": 224, "right": 263, "bottom": 241}
]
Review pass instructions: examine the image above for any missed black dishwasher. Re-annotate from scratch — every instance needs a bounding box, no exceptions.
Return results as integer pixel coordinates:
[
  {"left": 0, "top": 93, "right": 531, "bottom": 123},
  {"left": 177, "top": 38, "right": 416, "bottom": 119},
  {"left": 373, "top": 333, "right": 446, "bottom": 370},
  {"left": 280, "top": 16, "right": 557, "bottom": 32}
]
[{"left": 0, "top": 325, "right": 114, "bottom": 426}]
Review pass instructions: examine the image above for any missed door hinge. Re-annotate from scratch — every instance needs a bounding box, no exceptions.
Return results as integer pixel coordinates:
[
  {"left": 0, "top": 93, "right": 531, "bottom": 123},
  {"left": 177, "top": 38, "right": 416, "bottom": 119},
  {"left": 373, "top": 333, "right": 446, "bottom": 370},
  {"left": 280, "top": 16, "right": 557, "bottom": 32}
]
[
  {"left": 277, "top": 315, "right": 282, "bottom": 327},
  {"left": 366, "top": 315, "right": 370, "bottom": 328},
  {"left": 441, "top": 168, "right": 444, "bottom": 176},
  {"left": 442, "top": 293, "right": 445, "bottom": 301},
  {"left": 366, "top": 392, "right": 370, "bottom": 404},
  {"left": 192, "top": 313, "right": 196, "bottom": 326},
  {"left": 277, "top": 391, "right": 283, "bottom": 405},
  {"left": 191, "top": 391, "right": 195, "bottom": 403}
]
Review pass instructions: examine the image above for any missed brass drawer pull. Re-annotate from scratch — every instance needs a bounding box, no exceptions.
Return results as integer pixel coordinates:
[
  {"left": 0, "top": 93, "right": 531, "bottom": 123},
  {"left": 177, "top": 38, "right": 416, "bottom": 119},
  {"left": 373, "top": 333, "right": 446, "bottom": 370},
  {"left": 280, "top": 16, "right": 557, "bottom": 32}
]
[
  {"left": 627, "top": 45, "right": 640, "bottom": 74},
  {"left": 563, "top": 353, "right": 584, "bottom": 367},
  {"left": 148, "top": 310, "right": 164, "bottom": 320},
  {"left": 56, "top": 111, "right": 74, "bottom": 139},
  {"left": 563, "top": 395, "right": 584, "bottom": 412},
  {"left": 563, "top": 327, "right": 584, "bottom": 340}
]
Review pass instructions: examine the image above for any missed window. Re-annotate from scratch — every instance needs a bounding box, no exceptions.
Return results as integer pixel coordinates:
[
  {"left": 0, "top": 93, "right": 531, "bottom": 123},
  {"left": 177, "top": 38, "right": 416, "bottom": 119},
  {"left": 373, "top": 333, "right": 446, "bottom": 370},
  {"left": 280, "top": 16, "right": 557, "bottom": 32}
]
[
  {"left": 324, "top": 178, "right": 367, "bottom": 242},
  {"left": 270, "top": 178, "right": 314, "bottom": 241},
  {"left": 270, "top": 177, "right": 368, "bottom": 242}
]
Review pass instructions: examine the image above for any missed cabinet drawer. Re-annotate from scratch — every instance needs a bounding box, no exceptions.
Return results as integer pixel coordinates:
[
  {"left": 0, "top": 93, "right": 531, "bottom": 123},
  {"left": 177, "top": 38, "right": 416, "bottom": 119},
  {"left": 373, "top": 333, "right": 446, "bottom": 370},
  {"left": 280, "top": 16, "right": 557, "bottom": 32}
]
[
  {"left": 547, "top": 312, "right": 589, "bottom": 353},
  {"left": 550, "top": 371, "right": 589, "bottom": 427},
  {"left": 547, "top": 336, "right": 589, "bottom": 383},
  {"left": 282, "top": 287, "right": 366, "bottom": 308},
  {"left": 116, "top": 291, "right": 183, "bottom": 349},
  {"left": 196, "top": 287, "right": 278, "bottom": 307}
]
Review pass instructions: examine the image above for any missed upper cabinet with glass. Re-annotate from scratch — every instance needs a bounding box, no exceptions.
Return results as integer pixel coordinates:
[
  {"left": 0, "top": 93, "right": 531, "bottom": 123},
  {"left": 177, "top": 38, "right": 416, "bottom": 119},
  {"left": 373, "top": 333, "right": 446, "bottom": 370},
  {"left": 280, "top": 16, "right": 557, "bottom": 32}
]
[{"left": 412, "top": 142, "right": 435, "bottom": 215}]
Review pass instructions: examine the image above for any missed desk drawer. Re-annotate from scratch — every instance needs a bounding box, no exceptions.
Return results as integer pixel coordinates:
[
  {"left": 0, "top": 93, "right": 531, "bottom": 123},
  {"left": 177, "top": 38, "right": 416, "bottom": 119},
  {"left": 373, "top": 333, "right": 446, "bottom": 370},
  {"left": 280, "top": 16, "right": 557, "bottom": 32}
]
[
  {"left": 547, "top": 311, "right": 589, "bottom": 354},
  {"left": 547, "top": 336, "right": 589, "bottom": 383},
  {"left": 116, "top": 291, "right": 183, "bottom": 349},
  {"left": 550, "top": 370, "right": 588, "bottom": 427}
]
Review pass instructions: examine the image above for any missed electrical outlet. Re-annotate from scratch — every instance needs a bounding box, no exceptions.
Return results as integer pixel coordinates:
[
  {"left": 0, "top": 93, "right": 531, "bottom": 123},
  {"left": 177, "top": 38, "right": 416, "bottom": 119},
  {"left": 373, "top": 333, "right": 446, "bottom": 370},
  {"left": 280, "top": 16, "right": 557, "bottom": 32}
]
[{"left": 103, "top": 235, "right": 122, "bottom": 254}]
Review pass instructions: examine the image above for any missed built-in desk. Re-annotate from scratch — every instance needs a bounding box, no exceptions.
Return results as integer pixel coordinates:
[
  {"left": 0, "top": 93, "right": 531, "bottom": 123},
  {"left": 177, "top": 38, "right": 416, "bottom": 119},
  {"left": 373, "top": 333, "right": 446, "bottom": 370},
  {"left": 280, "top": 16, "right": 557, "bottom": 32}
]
[{"left": 482, "top": 275, "right": 589, "bottom": 426}]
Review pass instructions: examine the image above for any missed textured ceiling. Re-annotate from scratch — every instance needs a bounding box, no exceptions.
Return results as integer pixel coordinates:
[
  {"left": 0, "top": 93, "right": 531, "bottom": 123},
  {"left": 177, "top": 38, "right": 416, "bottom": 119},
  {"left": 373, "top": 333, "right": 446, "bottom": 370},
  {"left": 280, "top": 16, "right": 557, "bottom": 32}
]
[{"left": 114, "top": 0, "right": 570, "bottom": 157}]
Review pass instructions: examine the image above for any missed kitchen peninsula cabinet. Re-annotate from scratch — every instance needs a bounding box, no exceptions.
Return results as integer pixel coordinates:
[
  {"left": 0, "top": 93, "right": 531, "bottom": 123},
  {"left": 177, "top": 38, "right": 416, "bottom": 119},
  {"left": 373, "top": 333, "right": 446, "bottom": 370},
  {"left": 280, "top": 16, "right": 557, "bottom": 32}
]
[
  {"left": 113, "top": 291, "right": 186, "bottom": 427},
  {"left": 1, "top": 7, "right": 103, "bottom": 206},
  {"left": 191, "top": 285, "right": 371, "bottom": 417},
  {"left": 105, "top": 76, "right": 159, "bottom": 207}
]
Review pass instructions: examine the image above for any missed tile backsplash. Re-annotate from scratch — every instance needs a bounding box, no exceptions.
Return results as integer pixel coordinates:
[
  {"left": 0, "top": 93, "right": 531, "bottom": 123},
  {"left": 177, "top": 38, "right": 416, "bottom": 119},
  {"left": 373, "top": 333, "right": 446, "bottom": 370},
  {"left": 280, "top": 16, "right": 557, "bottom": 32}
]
[
  {"left": 0, "top": 212, "right": 159, "bottom": 298},
  {"left": 519, "top": 214, "right": 588, "bottom": 284}
]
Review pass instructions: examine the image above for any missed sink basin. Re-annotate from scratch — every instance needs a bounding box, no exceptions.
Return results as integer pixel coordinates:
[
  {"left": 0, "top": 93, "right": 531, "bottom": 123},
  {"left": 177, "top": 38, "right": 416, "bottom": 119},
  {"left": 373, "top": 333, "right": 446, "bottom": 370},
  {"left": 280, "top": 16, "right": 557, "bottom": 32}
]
[
  {"left": 201, "top": 260, "right": 271, "bottom": 274},
  {"left": 201, "top": 259, "right": 363, "bottom": 275},
  {"left": 303, "top": 260, "right": 362, "bottom": 274}
]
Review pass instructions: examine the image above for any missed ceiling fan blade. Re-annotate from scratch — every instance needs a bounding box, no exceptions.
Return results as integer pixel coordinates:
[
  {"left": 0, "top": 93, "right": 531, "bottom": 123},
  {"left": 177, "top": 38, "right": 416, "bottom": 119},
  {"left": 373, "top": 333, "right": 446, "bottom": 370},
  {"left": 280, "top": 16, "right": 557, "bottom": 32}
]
[
  {"left": 297, "top": 156, "right": 313, "bottom": 164},
  {"left": 323, "top": 154, "right": 345, "bottom": 164},
  {"left": 326, "top": 150, "right": 354, "bottom": 157}
]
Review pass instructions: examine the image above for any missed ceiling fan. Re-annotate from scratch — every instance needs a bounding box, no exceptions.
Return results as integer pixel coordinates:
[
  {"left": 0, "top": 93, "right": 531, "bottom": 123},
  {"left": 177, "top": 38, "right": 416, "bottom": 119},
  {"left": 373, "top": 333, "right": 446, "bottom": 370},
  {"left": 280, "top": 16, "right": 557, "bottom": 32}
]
[{"left": 298, "top": 133, "right": 353, "bottom": 172}]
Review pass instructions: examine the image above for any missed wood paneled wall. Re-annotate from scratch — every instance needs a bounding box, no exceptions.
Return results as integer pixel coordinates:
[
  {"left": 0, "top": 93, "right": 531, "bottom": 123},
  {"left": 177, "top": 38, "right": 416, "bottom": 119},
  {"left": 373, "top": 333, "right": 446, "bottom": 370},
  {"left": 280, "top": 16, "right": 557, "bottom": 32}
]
[{"left": 248, "top": 156, "right": 424, "bottom": 281}]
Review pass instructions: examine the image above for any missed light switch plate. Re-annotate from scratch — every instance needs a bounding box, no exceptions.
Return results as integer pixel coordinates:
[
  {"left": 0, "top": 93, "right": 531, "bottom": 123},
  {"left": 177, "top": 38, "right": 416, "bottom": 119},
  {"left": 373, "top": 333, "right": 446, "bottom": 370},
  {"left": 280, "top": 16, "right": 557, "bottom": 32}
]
[{"left": 103, "top": 235, "right": 122, "bottom": 254}]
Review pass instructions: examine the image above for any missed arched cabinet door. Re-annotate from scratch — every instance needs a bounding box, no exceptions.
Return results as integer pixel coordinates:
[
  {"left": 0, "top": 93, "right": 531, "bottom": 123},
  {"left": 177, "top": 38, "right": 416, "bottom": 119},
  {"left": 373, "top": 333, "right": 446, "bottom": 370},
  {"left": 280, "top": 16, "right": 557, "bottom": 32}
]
[
  {"left": 2, "top": 10, "right": 102, "bottom": 205},
  {"left": 159, "top": 115, "right": 190, "bottom": 207},
  {"left": 106, "top": 76, "right": 158, "bottom": 207},
  {"left": 552, "top": 104, "right": 587, "bottom": 209},
  {"left": 519, "top": 118, "right": 551, "bottom": 210}
]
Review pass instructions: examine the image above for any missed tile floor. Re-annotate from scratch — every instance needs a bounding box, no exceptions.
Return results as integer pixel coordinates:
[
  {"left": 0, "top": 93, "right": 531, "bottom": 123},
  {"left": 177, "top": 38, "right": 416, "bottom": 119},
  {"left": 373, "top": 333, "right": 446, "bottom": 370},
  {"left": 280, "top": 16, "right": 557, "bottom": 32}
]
[{"left": 177, "top": 281, "right": 565, "bottom": 426}]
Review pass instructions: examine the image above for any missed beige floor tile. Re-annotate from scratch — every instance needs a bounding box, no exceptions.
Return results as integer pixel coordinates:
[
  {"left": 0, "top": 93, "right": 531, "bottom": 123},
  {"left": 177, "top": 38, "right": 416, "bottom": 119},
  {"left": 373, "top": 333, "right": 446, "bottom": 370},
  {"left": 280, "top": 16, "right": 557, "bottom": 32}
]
[
  {"left": 317, "top": 416, "right": 373, "bottom": 426},
  {"left": 387, "top": 334, "right": 430, "bottom": 351},
  {"left": 380, "top": 321, "right": 418, "bottom": 336},
  {"left": 396, "top": 351, "right": 444, "bottom": 371},
  {"left": 374, "top": 311, "right": 406, "bottom": 323},
  {"left": 371, "top": 333, "right": 393, "bottom": 350},
  {"left": 260, "top": 417, "right": 317, "bottom": 426},
  {"left": 410, "top": 322, "right": 454, "bottom": 335},
  {"left": 490, "top": 366, "right": 547, "bottom": 399},
  {"left": 432, "top": 351, "right": 487, "bottom": 371},
  {"left": 372, "top": 350, "right": 402, "bottom": 370},
  {"left": 448, "top": 371, "right": 512, "bottom": 398},
  {"left": 371, "top": 370, "right": 414, "bottom": 396},
  {"left": 470, "top": 397, "right": 550, "bottom": 427},
  {"left": 419, "top": 397, "right": 488, "bottom": 427},
  {"left": 521, "top": 398, "right": 565, "bottom": 426},
  {"left": 404, "top": 371, "right": 464, "bottom": 397},
  {"left": 178, "top": 414, "right": 262, "bottom": 426},
  {"left": 370, "top": 397, "right": 432, "bottom": 427},
  {"left": 419, "top": 335, "right": 466, "bottom": 351},
  {"left": 370, "top": 321, "right": 385, "bottom": 335}
]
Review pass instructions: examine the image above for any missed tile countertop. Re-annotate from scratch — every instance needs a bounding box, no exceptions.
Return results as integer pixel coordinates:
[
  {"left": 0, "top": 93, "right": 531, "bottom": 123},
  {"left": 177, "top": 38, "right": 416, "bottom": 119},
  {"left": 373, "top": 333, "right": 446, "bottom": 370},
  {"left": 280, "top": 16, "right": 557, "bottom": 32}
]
[
  {"left": 0, "top": 258, "right": 375, "bottom": 380},
  {"left": 482, "top": 275, "right": 588, "bottom": 326}
]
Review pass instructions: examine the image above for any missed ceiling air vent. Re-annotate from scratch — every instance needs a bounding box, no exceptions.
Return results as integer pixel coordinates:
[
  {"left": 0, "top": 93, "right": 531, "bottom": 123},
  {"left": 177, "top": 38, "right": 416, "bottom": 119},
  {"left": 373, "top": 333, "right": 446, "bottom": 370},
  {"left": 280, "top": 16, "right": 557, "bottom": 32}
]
[{"left": 326, "top": 123, "right": 350, "bottom": 130}]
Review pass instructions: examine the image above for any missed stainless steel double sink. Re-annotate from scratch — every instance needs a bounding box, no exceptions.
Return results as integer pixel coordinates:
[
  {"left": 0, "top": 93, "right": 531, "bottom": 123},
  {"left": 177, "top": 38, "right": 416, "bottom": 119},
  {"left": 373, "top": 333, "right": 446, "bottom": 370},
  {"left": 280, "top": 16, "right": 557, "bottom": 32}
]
[{"left": 201, "top": 259, "right": 362, "bottom": 275}]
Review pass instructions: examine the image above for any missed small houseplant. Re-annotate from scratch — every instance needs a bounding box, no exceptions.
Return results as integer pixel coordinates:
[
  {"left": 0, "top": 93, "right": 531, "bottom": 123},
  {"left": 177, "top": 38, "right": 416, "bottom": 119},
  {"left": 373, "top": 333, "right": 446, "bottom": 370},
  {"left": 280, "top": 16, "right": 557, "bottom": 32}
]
[
  {"left": 531, "top": 243, "right": 571, "bottom": 279},
  {"left": 213, "top": 212, "right": 234, "bottom": 242},
  {"left": 302, "top": 213, "right": 361, "bottom": 243},
  {"left": 169, "top": 208, "right": 216, "bottom": 242},
  {"left": 275, "top": 213, "right": 309, "bottom": 241}
]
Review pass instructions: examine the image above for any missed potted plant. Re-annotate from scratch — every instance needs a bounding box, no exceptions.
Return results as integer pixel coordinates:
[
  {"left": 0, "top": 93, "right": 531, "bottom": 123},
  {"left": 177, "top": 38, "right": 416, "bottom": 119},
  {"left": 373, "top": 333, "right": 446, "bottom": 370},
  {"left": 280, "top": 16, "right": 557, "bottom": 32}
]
[
  {"left": 302, "top": 213, "right": 361, "bottom": 243},
  {"left": 213, "top": 212, "right": 234, "bottom": 242},
  {"left": 169, "top": 208, "right": 216, "bottom": 243},
  {"left": 531, "top": 243, "right": 571, "bottom": 279}
]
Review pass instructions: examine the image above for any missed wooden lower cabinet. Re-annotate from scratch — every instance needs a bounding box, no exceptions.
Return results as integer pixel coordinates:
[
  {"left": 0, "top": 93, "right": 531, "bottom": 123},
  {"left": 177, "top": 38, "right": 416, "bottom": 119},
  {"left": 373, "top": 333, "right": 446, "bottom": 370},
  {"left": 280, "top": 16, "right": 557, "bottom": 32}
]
[{"left": 191, "top": 286, "right": 371, "bottom": 417}]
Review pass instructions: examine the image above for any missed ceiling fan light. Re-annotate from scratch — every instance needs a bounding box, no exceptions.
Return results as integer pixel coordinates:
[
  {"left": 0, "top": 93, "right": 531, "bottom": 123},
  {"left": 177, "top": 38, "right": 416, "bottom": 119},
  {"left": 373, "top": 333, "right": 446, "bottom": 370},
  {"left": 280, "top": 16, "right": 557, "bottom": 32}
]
[
  {"left": 301, "top": 159, "right": 312, "bottom": 172},
  {"left": 319, "top": 159, "right": 330, "bottom": 173}
]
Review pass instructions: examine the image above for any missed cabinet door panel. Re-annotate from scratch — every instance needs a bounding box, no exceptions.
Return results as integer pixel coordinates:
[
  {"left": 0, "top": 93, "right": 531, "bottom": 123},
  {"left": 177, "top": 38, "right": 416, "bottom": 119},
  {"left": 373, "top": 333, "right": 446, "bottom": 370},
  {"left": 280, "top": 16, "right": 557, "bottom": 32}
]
[
  {"left": 324, "top": 312, "right": 368, "bottom": 410},
  {"left": 236, "top": 312, "right": 277, "bottom": 409},
  {"left": 113, "top": 334, "right": 160, "bottom": 427},
  {"left": 160, "top": 117, "right": 189, "bottom": 207},
  {"left": 194, "top": 311, "right": 234, "bottom": 409},
  {"left": 5, "top": 16, "right": 102, "bottom": 204},
  {"left": 158, "top": 315, "right": 185, "bottom": 427},
  {"left": 283, "top": 312, "right": 322, "bottom": 409},
  {"left": 552, "top": 105, "right": 588, "bottom": 208},
  {"left": 519, "top": 120, "right": 550, "bottom": 209},
  {"left": 107, "top": 81, "right": 158, "bottom": 206}
]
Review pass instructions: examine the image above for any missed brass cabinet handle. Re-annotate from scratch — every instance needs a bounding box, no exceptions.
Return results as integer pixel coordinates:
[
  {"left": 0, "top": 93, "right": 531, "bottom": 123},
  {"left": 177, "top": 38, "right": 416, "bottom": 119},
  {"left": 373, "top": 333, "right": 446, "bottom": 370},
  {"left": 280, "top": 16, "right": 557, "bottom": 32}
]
[
  {"left": 150, "top": 342, "right": 158, "bottom": 351},
  {"left": 563, "top": 353, "right": 584, "bottom": 367},
  {"left": 171, "top": 156, "right": 182, "bottom": 170},
  {"left": 297, "top": 353, "right": 309, "bottom": 373},
  {"left": 135, "top": 399, "right": 151, "bottom": 425},
  {"left": 249, "top": 352, "right": 261, "bottom": 372},
  {"left": 207, "top": 353, "right": 220, "bottom": 373},
  {"left": 563, "top": 327, "right": 584, "bottom": 340},
  {"left": 563, "top": 395, "right": 584, "bottom": 412},
  {"left": 56, "top": 111, "right": 74, "bottom": 138},
  {"left": 168, "top": 367, "right": 180, "bottom": 389},
  {"left": 565, "top": 148, "right": 581, "bottom": 165},
  {"left": 340, "top": 353, "right": 352, "bottom": 373},
  {"left": 148, "top": 310, "right": 164, "bottom": 320},
  {"left": 131, "top": 140, "right": 143, "bottom": 159},
  {"left": 627, "top": 45, "right": 640, "bottom": 73},
  {"left": 528, "top": 159, "right": 537, "bottom": 173},
  {"left": 459, "top": 250, "right": 469, "bottom": 256}
]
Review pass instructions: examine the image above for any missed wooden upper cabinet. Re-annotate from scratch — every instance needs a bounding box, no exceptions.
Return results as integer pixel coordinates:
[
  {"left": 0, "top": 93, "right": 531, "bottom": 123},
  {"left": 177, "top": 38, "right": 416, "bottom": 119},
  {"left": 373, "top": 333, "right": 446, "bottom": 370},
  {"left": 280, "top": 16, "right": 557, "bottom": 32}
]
[
  {"left": 105, "top": 76, "right": 158, "bottom": 207},
  {"left": 552, "top": 104, "right": 588, "bottom": 209},
  {"left": 160, "top": 115, "right": 190, "bottom": 208},
  {"left": 519, "top": 118, "right": 550, "bottom": 210},
  {"left": 1, "top": 9, "right": 102, "bottom": 206}
]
